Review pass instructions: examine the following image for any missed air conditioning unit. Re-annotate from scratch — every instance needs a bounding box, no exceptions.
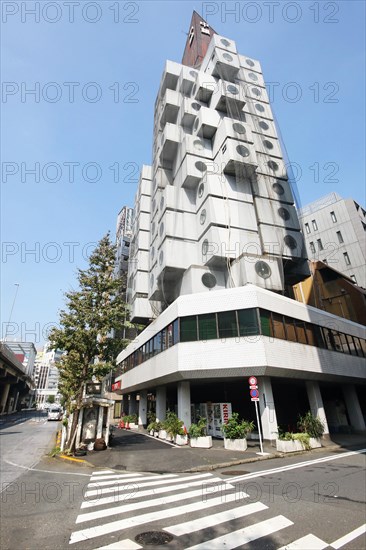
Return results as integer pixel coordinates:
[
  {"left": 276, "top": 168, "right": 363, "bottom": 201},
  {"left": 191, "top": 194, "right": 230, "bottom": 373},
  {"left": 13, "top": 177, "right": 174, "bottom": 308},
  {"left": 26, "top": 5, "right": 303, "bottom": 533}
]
[
  {"left": 251, "top": 175, "right": 295, "bottom": 204},
  {"left": 193, "top": 106, "right": 221, "bottom": 139},
  {"left": 213, "top": 117, "right": 254, "bottom": 157},
  {"left": 230, "top": 254, "right": 284, "bottom": 292},
  {"left": 210, "top": 79, "right": 245, "bottom": 113},
  {"left": 180, "top": 265, "right": 227, "bottom": 296},
  {"left": 215, "top": 138, "right": 258, "bottom": 178},
  {"left": 255, "top": 197, "right": 300, "bottom": 230}
]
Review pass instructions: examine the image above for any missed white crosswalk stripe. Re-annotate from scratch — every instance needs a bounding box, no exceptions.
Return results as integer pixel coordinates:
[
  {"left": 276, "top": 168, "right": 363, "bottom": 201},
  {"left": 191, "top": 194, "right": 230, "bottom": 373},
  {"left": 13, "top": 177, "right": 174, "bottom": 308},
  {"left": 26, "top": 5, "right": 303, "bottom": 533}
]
[{"left": 69, "top": 469, "right": 334, "bottom": 549}]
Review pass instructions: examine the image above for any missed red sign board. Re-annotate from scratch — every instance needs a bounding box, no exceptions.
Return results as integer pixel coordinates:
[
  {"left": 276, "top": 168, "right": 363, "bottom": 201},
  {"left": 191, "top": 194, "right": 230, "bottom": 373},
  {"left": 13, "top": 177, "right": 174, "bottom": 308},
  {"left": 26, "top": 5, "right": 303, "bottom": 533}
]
[
  {"left": 250, "top": 388, "right": 259, "bottom": 398},
  {"left": 112, "top": 381, "right": 121, "bottom": 391},
  {"left": 248, "top": 376, "right": 257, "bottom": 386}
]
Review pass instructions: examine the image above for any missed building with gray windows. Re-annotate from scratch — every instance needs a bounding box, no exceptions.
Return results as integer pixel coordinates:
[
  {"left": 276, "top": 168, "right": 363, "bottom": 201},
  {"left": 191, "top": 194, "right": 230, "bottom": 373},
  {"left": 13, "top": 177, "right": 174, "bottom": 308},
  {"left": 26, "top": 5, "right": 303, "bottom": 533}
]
[{"left": 299, "top": 192, "right": 366, "bottom": 289}]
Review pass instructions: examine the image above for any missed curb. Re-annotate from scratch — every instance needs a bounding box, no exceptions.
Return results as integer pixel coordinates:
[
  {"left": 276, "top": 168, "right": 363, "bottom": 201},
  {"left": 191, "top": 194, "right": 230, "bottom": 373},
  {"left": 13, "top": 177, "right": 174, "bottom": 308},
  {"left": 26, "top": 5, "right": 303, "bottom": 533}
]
[{"left": 57, "top": 453, "right": 95, "bottom": 467}]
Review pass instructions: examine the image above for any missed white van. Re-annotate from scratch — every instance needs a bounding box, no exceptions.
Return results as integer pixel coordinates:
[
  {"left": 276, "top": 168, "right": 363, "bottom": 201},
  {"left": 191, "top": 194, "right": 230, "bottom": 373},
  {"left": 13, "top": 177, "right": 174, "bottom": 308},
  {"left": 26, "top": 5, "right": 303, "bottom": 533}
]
[{"left": 47, "top": 407, "right": 62, "bottom": 421}]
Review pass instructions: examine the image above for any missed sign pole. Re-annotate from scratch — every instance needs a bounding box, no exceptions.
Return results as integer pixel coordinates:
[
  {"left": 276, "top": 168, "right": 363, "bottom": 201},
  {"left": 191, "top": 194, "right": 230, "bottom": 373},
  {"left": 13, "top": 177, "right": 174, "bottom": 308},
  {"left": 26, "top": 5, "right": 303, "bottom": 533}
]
[{"left": 254, "top": 400, "right": 264, "bottom": 455}]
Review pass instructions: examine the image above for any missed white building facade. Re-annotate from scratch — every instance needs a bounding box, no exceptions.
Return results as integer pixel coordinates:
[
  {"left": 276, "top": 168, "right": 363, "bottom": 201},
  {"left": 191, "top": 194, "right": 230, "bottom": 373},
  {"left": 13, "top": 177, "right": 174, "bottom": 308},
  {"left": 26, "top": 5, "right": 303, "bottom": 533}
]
[
  {"left": 117, "top": 13, "right": 366, "bottom": 438},
  {"left": 299, "top": 192, "right": 366, "bottom": 289}
]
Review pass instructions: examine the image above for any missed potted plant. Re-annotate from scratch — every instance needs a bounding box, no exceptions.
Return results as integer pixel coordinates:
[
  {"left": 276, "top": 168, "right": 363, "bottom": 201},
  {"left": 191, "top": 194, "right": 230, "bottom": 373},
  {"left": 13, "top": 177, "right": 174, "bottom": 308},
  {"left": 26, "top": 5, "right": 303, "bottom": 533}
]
[
  {"left": 164, "top": 411, "right": 187, "bottom": 445},
  {"left": 129, "top": 413, "right": 139, "bottom": 430},
  {"left": 147, "top": 420, "right": 161, "bottom": 436},
  {"left": 123, "top": 415, "right": 132, "bottom": 429},
  {"left": 276, "top": 412, "right": 324, "bottom": 452},
  {"left": 297, "top": 411, "right": 324, "bottom": 448},
  {"left": 189, "top": 418, "right": 212, "bottom": 448},
  {"left": 222, "top": 413, "right": 254, "bottom": 451}
]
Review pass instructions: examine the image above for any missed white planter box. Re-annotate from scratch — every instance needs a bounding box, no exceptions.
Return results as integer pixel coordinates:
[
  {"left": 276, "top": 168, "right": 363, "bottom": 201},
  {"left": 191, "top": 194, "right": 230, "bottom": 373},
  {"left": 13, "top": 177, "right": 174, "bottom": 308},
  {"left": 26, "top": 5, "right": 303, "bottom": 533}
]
[
  {"left": 153, "top": 431, "right": 159, "bottom": 438},
  {"left": 175, "top": 434, "right": 188, "bottom": 446},
  {"left": 158, "top": 430, "right": 167, "bottom": 440},
  {"left": 224, "top": 438, "right": 247, "bottom": 452},
  {"left": 149, "top": 430, "right": 154, "bottom": 436},
  {"left": 129, "top": 423, "right": 138, "bottom": 430},
  {"left": 165, "top": 434, "right": 174, "bottom": 442},
  {"left": 276, "top": 437, "right": 322, "bottom": 453},
  {"left": 190, "top": 436, "right": 212, "bottom": 449}
]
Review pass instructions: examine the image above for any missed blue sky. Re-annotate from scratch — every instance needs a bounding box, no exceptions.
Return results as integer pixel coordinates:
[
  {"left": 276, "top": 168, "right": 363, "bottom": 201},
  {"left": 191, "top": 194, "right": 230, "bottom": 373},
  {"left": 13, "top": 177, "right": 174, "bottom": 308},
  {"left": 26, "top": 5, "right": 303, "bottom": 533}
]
[{"left": 1, "top": 0, "right": 365, "bottom": 347}]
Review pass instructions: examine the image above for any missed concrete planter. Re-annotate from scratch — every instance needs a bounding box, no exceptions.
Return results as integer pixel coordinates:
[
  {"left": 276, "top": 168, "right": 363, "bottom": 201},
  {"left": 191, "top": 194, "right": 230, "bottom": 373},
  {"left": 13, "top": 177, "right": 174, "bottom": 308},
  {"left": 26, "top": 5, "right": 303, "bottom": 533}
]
[
  {"left": 153, "top": 431, "right": 159, "bottom": 438},
  {"left": 149, "top": 430, "right": 154, "bottom": 436},
  {"left": 190, "top": 436, "right": 212, "bottom": 449},
  {"left": 224, "top": 438, "right": 247, "bottom": 452},
  {"left": 129, "top": 423, "right": 138, "bottom": 430},
  {"left": 165, "top": 433, "right": 174, "bottom": 442},
  {"left": 158, "top": 429, "right": 167, "bottom": 440},
  {"left": 276, "top": 437, "right": 322, "bottom": 453},
  {"left": 175, "top": 434, "right": 188, "bottom": 446}
]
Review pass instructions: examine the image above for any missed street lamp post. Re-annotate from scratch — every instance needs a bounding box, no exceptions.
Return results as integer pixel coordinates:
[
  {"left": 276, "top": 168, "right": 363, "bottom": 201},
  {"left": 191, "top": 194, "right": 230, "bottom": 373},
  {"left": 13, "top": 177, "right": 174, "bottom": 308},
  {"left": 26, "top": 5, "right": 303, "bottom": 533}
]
[{"left": 4, "top": 283, "right": 20, "bottom": 341}]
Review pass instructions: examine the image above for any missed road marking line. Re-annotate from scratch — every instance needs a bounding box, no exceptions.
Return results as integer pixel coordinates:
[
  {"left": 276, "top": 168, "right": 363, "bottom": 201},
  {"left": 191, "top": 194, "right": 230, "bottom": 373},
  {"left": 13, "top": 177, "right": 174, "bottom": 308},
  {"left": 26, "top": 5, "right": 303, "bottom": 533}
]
[
  {"left": 90, "top": 473, "right": 145, "bottom": 481},
  {"left": 95, "top": 539, "right": 142, "bottom": 549},
  {"left": 81, "top": 475, "right": 228, "bottom": 509},
  {"left": 92, "top": 470, "right": 115, "bottom": 475},
  {"left": 165, "top": 501, "right": 267, "bottom": 536},
  {"left": 330, "top": 524, "right": 366, "bottom": 549},
  {"left": 278, "top": 533, "right": 328, "bottom": 549},
  {"left": 185, "top": 515, "right": 293, "bottom": 550},
  {"left": 228, "top": 449, "right": 366, "bottom": 483},
  {"left": 89, "top": 473, "right": 176, "bottom": 486},
  {"left": 69, "top": 492, "right": 239, "bottom": 544},
  {"left": 2, "top": 459, "right": 91, "bottom": 478},
  {"left": 85, "top": 473, "right": 213, "bottom": 497},
  {"left": 77, "top": 482, "right": 237, "bottom": 523}
]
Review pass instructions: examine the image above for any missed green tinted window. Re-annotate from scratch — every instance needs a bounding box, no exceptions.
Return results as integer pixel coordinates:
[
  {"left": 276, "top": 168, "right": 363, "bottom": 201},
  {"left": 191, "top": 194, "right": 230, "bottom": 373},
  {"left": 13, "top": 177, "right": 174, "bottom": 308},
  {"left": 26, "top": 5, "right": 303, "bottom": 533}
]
[
  {"left": 238, "top": 308, "right": 259, "bottom": 336},
  {"left": 260, "top": 310, "right": 273, "bottom": 337},
  {"left": 218, "top": 310, "right": 238, "bottom": 339},
  {"left": 180, "top": 316, "right": 197, "bottom": 342},
  {"left": 198, "top": 313, "right": 217, "bottom": 340}
]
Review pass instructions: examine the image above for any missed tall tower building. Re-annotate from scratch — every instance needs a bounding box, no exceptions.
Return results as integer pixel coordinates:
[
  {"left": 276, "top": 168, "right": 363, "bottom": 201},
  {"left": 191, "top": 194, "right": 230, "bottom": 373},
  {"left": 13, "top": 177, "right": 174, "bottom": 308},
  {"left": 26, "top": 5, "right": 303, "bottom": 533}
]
[{"left": 128, "top": 12, "right": 308, "bottom": 324}]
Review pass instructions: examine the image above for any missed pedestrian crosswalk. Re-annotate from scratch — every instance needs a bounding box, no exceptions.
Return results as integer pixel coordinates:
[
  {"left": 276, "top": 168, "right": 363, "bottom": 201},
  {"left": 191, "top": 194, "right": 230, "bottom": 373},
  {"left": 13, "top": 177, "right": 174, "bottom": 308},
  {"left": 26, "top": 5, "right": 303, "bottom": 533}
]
[{"left": 69, "top": 469, "right": 366, "bottom": 549}]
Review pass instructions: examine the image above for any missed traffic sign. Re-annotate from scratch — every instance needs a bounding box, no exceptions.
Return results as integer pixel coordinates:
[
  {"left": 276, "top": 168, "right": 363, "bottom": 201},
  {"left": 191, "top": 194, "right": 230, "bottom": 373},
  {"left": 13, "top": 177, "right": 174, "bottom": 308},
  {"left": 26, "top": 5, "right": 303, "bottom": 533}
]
[
  {"left": 251, "top": 397, "right": 259, "bottom": 402},
  {"left": 248, "top": 376, "right": 257, "bottom": 386},
  {"left": 250, "top": 388, "right": 259, "bottom": 398},
  {"left": 249, "top": 385, "right": 258, "bottom": 390}
]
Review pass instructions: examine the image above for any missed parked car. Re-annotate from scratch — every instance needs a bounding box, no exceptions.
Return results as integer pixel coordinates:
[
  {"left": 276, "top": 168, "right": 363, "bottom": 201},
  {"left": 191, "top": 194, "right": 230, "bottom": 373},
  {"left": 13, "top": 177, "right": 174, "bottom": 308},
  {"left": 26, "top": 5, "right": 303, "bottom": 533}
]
[{"left": 47, "top": 407, "right": 63, "bottom": 421}]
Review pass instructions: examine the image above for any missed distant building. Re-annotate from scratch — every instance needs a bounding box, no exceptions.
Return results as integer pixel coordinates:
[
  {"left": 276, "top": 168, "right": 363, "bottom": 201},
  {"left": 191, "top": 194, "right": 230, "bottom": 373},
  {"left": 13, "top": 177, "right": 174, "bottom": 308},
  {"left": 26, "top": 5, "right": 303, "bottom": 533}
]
[
  {"left": 33, "top": 344, "right": 62, "bottom": 408},
  {"left": 0, "top": 342, "right": 35, "bottom": 413},
  {"left": 299, "top": 193, "right": 366, "bottom": 288},
  {"left": 115, "top": 206, "right": 133, "bottom": 278}
]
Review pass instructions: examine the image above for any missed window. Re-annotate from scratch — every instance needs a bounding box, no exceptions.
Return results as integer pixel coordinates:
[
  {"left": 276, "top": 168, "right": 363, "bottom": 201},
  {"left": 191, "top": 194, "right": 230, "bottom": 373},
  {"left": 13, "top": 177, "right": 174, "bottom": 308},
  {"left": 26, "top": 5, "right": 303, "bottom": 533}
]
[
  {"left": 330, "top": 211, "right": 337, "bottom": 223},
  {"left": 284, "top": 317, "right": 297, "bottom": 342},
  {"left": 217, "top": 310, "right": 238, "bottom": 339},
  {"left": 272, "top": 312, "right": 286, "bottom": 340},
  {"left": 336, "top": 231, "right": 344, "bottom": 243},
  {"left": 309, "top": 241, "right": 316, "bottom": 254},
  {"left": 317, "top": 239, "right": 324, "bottom": 251},
  {"left": 312, "top": 219, "right": 318, "bottom": 231},
  {"left": 238, "top": 309, "right": 259, "bottom": 336},
  {"left": 294, "top": 320, "right": 307, "bottom": 344},
  {"left": 180, "top": 316, "right": 197, "bottom": 342},
  {"left": 198, "top": 313, "right": 217, "bottom": 340},
  {"left": 260, "top": 310, "right": 273, "bottom": 337},
  {"left": 343, "top": 252, "right": 351, "bottom": 265},
  {"left": 305, "top": 223, "right": 310, "bottom": 234}
]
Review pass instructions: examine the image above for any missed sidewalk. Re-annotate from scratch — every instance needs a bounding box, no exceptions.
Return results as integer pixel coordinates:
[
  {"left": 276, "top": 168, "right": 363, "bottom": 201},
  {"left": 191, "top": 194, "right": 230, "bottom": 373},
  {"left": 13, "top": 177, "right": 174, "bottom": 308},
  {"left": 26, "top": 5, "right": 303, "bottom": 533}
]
[{"left": 78, "top": 428, "right": 366, "bottom": 473}]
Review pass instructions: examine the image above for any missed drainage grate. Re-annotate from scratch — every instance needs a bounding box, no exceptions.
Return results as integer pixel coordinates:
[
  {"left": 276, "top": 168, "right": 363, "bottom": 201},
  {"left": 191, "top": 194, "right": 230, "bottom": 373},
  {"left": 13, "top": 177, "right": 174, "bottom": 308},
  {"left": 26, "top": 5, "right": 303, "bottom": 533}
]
[
  {"left": 221, "top": 470, "right": 249, "bottom": 476},
  {"left": 135, "top": 531, "right": 173, "bottom": 546}
]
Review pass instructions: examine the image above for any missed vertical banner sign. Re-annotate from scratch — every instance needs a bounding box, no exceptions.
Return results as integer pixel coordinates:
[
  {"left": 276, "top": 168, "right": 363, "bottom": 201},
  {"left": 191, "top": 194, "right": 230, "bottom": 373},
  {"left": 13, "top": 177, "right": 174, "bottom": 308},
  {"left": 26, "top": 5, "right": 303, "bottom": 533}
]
[{"left": 248, "top": 376, "right": 264, "bottom": 454}]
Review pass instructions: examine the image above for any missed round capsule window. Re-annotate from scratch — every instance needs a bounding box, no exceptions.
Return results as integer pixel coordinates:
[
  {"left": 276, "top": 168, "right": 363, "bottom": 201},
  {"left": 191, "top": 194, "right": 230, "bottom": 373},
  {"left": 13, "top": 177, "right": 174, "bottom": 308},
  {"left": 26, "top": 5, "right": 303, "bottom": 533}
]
[
  {"left": 246, "top": 59, "right": 255, "bottom": 67},
  {"left": 221, "top": 38, "right": 231, "bottom": 47},
  {"left": 255, "top": 103, "right": 265, "bottom": 113},
  {"left": 159, "top": 250, "right": 164, "bottom": 265},
  {"left": 278, "top": 207, "right": 290, "bottom": 221},
  {"left": 192, "top": 84, "right": 197, "bottom": 96},
  {"left": 194, "top": 118, "right": 199, "bottom": 130},
  {"left": 152, "top": 198, "right": 156, "bottom": 211},
  {"left": 195, "top": 161, "right": 207, "bottom": 172},
  {"left": 191, "top": 102, "right": 201, "bottom": 111},
  {"left": 255, "top": 261, "right": 272, "bottom": 279},
  {"left": 267, "top": 160, "right": 279, "bottom": 171},
  {"left": 236, "top": 145, "right": 250, "bottom": 157},
  {"left": 248, "top": 72, "right": 258, "bottom": 81},
  {"left": 202, "top": 272, "right": 217, "bottom": 288},
  {"left": 189, "top": 70, "right": 197, "bottom": 78},
  {"left": 223, "top": 53, "right": 233, "bottom": 62},
  {"left": 232, "top": 122, "right": 246, "bottom": 134},
  {"left": 194, "top": 139, "right": 204, "bottom": 150},
  {"left": 159, "top": 222, "right": 164, "bottom": 236},
  {"left": 284, "top": 235, "right": 297, "bottom": 250},
  {"left": 160, "top": 196, "right": 164, "bottom": 210},
  {"left": 227, "top": 84, "right": 239, "bottom": 95},
  {"left": 251, "top": 87, "right": 261, "bottom": 96},
  {"left": 150, "top": 274, "right": 154, "bottom": 288},
  {"left": 151, "top": 246, "right": 155, "bottom": 259},
  {"left": 200, "top": 209, "right": 207, "bottom": 225},
  {"left": 259, "top": 120, "right": 269, "bottom": 131},
  {"left": 263, "top": 139, "right": 274, "bottom": 150},
  {"left": 272, "top": 182, "right": 285, "bottom": 195},
  {"left": 198, "top": 183, "right": 204, "bottom": 198},
  {"left": 151, "top": 222, "right": 156, "bottom": 234},
  {"left": 202, "top": 239, "right": 209, "bottom": 255}
]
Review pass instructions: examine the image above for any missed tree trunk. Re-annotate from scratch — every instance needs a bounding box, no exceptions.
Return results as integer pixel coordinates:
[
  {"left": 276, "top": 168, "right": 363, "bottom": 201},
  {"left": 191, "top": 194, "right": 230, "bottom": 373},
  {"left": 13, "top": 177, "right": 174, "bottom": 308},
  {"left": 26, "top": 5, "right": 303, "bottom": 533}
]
[{"left": 66, "top": 408, "right": 80, "bottom": 452}]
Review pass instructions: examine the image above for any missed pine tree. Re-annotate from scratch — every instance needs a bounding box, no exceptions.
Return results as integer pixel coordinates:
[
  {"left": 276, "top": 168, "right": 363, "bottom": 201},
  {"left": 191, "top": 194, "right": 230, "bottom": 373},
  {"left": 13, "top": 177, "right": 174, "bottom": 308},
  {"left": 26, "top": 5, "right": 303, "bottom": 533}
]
[{"left": 49, "top": 234, "right": 131, "bottom": 450}]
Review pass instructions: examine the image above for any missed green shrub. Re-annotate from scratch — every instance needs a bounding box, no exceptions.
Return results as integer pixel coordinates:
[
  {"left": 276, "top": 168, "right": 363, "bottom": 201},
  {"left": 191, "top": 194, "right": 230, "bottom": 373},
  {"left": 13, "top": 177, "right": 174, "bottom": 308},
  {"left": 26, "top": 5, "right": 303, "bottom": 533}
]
[
  {"left": 130, "top": 414, "right": 138, "bottom": 424},
  {"left": 297, "top": 411, "right": 325, "bottom": 439},
  {"left": 147, "top": 411, "right": 156, "bottom": 424},
  {"left": 163, "top": 411, "right": 185, "bottom": 437},
  {"left": 222, "top": 413, "right": 255, "bottom": 440},
  {"left": 189, "top": 418, "right": 207, "bottom": 438},
  {"left": 147, "top": 420, "right": 161, "bottom": 432}
]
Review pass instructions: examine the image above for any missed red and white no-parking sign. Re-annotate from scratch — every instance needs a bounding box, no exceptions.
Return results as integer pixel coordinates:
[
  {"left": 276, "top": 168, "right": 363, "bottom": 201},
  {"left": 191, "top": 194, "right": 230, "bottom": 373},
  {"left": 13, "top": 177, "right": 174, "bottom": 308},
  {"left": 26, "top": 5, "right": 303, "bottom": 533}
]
[{"left": 248, "top": 376, "right": 257, "bottom": 386}]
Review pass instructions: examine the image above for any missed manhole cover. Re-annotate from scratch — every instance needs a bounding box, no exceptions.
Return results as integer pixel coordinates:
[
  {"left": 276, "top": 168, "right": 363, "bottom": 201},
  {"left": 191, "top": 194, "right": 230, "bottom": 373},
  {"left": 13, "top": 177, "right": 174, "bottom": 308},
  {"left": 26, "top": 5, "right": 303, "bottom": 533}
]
[
  {"left": 113, "top": 465, "right": 126, "bottom": 470},
  {"left": 135, "top": 531, "right": 173, "bottom": 545},
  {"left": 221, "top": 470, "right": 249, "bottom": 476}
]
